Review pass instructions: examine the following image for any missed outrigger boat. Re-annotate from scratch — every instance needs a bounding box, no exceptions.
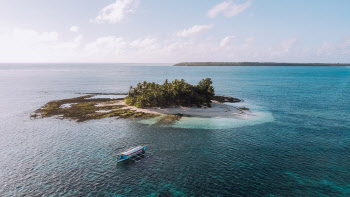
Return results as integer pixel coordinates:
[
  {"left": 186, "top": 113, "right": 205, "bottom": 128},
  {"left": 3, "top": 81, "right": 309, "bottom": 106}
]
[{"left": 116, "top": 146, "right": 150, "bottom": 163}]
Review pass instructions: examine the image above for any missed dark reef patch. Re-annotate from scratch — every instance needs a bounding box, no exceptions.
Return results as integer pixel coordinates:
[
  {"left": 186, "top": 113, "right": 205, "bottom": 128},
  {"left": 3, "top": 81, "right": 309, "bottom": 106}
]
[
  {"left": 32, "top": 95, "right": 159, "bottom": 122},
  {"left": 213, "top": 96, "right": 241, "bottom": 103},
  {"left": 153, "top": 114, "right": 183, "bottom": 126}
]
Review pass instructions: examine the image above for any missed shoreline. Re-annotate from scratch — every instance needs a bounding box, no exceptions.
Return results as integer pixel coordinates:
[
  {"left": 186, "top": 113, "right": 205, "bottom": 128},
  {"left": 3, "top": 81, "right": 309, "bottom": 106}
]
[
  {"left": 173, "top": 62, "right": 350, "bottom": 67},
  {"left": 32, "top": 94, "right": 249, "bottom": 125},
  {"left": 111, "top": 100, "right": 246, "bottom": 117}
]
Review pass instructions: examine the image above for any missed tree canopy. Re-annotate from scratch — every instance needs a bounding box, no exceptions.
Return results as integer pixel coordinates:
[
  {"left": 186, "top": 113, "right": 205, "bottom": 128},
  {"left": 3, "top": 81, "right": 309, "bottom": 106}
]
[{"left": 125, "top": 78, "right": 215, "bottom": 108}]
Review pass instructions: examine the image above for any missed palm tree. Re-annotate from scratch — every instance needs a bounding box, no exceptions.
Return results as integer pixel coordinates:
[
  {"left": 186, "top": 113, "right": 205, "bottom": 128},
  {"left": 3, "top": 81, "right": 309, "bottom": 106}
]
[{"left": 125, "top": 78, "right": 214, "bottom": 108}]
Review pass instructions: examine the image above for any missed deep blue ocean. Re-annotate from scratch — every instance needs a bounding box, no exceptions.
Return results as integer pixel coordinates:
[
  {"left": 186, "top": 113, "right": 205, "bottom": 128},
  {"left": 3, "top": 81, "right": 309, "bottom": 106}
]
[{"left": 0, "top": 64, "right": 349, "bottom": 196}]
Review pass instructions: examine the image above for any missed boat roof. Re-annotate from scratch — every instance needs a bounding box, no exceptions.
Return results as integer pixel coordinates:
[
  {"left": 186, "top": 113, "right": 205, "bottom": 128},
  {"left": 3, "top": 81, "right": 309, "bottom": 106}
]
[{"left": 120, "top": 146, "right": 144, "bottom": 155}]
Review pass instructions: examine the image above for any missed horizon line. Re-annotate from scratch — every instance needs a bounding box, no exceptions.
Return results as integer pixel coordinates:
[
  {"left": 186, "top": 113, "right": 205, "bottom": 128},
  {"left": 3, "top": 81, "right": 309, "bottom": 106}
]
[{"left": 1, "top": 61, "right": 350, "bottom": 65}]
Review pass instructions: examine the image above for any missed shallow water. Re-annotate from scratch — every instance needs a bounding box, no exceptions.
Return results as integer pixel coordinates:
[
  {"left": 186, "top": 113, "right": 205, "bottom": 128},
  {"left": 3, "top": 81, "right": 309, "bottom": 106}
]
[{"left": 0, "top": 64, "right": 349, "bottom": 196}]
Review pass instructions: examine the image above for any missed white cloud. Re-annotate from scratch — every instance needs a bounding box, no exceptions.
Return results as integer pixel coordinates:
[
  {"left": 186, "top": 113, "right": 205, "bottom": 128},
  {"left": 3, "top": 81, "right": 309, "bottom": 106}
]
[
  {"left": 0, "top": 29, "right": 300, "bottom": 63},
  {"left": 1, "top": 27, "right": 350, "bottom": 63},
  {"left": 280, "top": 37, "right": 297, "bottom": 52},
  {"left": 85, "top": 36, "right": 126, "bottom": 56},
  {"left": 69, "top": 26, "right": 80, "bottom": 33},
  {"left": 208, "top": 1, "right": 252, "bottom": 18},
  {"left": 92, "top": 0, "right": 139, "bottom": 24},
  {"left": 0, "top": 28, "right": 82, "bottom": 62},
  {"left": 10, "top": 28, "right": 59, "bottom": 43},
  {"left": 176, "top": 24, "right": 214, "bottom": 37},
  {"left": 266, "top": 37, "right": 300, "bottom": 60},
  {"left": 129, "top": 38, "right": 159, "bottom": 49},
  {"left": 220, "top": 35, "right": 236, "bottom": 47},
  {"left": 245, "top": 37, "right": 255, "bottom": 43},
  {"left": 74, "top": 34, "right": 83, "bottom": 43},
  {"left": 317, "top": 37, "right": 350, "bottom": 57},
  {"left": 83, "top": 36, "right": 163, "bottom": 62}
]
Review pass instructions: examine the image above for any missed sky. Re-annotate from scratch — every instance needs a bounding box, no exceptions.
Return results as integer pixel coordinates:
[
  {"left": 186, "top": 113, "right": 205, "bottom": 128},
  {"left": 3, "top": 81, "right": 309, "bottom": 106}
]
[{"left": 0, "top": 0, "right": 350, "bottom": 63}]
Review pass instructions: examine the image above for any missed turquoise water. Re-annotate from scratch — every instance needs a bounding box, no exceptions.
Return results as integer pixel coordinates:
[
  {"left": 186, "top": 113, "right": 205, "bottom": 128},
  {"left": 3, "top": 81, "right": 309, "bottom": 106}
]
[{"left": 0, "top": 64, "right": 349, "bottom": 196}]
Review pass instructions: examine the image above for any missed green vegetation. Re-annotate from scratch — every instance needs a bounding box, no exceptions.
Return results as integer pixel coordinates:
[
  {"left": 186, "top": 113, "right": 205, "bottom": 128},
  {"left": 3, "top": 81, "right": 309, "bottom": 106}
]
[{"left": 125, "top": 78, "right": 215, "bottom": 108}]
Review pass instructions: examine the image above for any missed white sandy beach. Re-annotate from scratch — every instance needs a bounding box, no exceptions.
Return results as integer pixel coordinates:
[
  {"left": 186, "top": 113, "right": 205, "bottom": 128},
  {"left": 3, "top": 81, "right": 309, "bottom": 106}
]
[{"left": 100, "top": 100, "right": 246, "bottom": 117}]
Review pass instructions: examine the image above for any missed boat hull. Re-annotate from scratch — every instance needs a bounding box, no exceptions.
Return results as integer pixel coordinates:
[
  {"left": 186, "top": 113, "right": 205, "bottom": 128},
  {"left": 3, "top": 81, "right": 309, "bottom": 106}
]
[{"left": 116, "top": 146, "right": 146, "bottom": 163}]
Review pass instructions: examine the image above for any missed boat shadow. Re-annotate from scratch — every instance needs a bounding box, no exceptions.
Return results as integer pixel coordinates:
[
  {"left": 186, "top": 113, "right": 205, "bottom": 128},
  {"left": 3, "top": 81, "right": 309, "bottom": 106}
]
[{"left": 115, "top": 152, "right": 153, "bottom": 168}]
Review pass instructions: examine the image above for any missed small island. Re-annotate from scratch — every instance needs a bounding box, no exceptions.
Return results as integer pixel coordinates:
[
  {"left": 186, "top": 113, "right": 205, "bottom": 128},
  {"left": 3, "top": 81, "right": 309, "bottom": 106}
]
[
  {"left": 174, "top": 62, "right": 350, "bottom": 66},
  {"left": 32, "top": 78, "right": 246, "bottom": 125}
]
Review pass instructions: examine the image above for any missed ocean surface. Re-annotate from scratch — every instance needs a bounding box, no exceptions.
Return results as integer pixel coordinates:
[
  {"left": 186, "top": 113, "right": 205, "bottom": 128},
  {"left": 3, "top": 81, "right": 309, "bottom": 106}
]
[{"left": 0, "top": 64, "right": 349, "bottom": 196}]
